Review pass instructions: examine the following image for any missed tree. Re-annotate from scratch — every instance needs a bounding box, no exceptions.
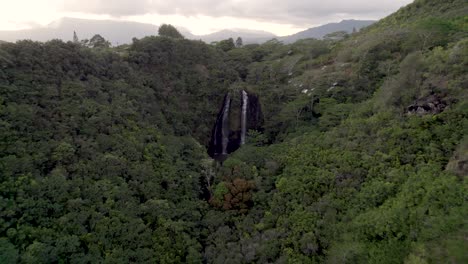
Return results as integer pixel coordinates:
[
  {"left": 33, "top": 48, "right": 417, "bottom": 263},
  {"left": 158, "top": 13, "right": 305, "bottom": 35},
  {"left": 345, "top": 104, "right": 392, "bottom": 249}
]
[
  {"left": 73, "top": 31, "right": 79, "bottom": 43},
  {"left": 413, "top": 18, "right": 456, "bottom": 50},
  {"left": 88, "top": 34, "right": 110, "bottom": 48},
  {"left": 158, "top": 24, "right": 184, "bottom": 39},
  {"left": 80, "top": 39, "right": 89, "bottom": 46},
  {"left": 235, "top": 37, "right": 243, "bottom": 48},
  {"left": 0, "top": 238, "right": 18, "bottom": 264},
  {"left": 216, "top": 38, "right": 235, "bottom": 52}
]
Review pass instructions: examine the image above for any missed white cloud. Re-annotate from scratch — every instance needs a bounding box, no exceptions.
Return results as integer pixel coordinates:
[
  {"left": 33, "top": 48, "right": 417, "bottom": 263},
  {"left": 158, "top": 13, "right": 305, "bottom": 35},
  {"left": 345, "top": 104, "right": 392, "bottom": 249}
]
[
  {"left": 0, "top": 0, "right": 63, "bottom": 29},
  {"left": 123, "top": 14, "right": 306, "bottom": 35},
  {"left": 0, "top": 0, "right": 413, "bottom": 35},
  {"left": 60, "top": 0, "right": 413, "bottom": 26}
]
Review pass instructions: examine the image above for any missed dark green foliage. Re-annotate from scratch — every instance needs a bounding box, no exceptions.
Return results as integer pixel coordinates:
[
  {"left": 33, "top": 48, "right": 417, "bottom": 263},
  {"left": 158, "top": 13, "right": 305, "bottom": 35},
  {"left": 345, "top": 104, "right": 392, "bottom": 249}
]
[
  {"left": 88, "top": 34, "right": 111, "bottom": 48},
  {"left": 0, "top": 238, "right": 18, "bottom": 264},
  {"left": 0, "top": 1, "right": 467, "bottom": 263},
  {"left": 0, "top": 37, "right": 234, "bottom": 262},
  {"left": 128, "top": 36, "right": 237, "bottom": 143},
  {"left": 216, "top": 38, "right": 235, "bottom": 52},
  {"left": 235, "top": 37, "right": 243, "bottom": 48},
  {"left": 158, "top": 24, "right": 184, "bottom": 39}
]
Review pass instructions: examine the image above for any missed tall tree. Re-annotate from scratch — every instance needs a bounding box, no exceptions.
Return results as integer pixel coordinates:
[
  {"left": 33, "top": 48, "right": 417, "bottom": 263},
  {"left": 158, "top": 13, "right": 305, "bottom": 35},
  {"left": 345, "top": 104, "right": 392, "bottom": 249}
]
[
  {"left": 73, "top": 31, "right": 79, "bottom": 43},
  {"left": 235, "top": 37, "right": 243, "bottom": 47},
  {"left": 216, "top": 38, "right": 235, "bottom": 52},
  {"left": 88, "top": 34, "right": 111, "bottom": 48},
  {"left": 158, "top": 24, "right": 184, "bottom": 39}
]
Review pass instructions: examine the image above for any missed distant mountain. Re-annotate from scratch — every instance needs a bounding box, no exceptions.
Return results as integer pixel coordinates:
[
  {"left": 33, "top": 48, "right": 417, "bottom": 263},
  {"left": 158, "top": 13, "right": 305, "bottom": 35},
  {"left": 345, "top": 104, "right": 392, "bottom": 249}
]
[
  {"left": 0, "top": 17, "right": 159, "bottom": 45},
  {"left": 0, "top": 18, "right": 275, "bottom": 45},
  {"left": 280, "top": 19, "right": 376, "bottom": 43},
  {"left": 0, "top": 18, "right": 374, "bottom": 45},
  {"left": 196, "top": 29, "right": 277, "bottom": 44}
]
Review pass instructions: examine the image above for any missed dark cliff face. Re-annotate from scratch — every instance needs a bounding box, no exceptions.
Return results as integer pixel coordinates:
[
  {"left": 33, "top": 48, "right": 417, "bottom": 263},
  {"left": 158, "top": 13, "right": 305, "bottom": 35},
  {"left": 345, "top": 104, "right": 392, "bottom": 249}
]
[
  {"left": 208, "top": 90, "right": 263, "bottom": 160},
  {"left": 246, "top": 93, "right": 263, "bottom": 131},
  {"left": 407, "top": 94, "right": 447, "bottom": 115}
]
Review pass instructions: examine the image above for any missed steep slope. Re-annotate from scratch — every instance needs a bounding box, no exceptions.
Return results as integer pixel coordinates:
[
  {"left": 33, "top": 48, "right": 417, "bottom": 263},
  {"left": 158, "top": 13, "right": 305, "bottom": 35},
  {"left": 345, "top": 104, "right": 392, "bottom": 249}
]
[
  {"left": 0, "top": 0, "right": 467, "bottom": 263},
  {"left": 203, "top": 0, "right": 467, "bottom": 262}
]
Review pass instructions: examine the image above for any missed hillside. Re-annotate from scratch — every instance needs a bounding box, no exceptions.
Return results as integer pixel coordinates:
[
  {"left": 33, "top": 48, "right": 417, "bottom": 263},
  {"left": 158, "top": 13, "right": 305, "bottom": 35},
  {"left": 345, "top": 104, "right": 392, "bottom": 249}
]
[{"left": 0, "top": 0, "right": 467, "bottom": 263}]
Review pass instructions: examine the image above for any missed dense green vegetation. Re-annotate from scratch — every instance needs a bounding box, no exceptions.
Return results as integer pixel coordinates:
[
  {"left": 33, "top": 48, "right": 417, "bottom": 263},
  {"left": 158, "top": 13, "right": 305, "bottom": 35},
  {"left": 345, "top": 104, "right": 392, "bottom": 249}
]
[{"left": 1, "top": 0, "right": 467, "bottom": 263}]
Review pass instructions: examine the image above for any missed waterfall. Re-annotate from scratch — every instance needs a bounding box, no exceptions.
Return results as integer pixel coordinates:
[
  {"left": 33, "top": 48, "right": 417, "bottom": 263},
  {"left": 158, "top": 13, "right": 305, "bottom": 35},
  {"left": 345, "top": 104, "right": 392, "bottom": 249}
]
[
  {"left": 208, "top": 90, "right": 262, "bottom": 160},
  {"left": 240, "top": 90, "right": 248, "bottom": 145},
  {"left": 221, "top": 93, "right": 231, "bottom": 155}
]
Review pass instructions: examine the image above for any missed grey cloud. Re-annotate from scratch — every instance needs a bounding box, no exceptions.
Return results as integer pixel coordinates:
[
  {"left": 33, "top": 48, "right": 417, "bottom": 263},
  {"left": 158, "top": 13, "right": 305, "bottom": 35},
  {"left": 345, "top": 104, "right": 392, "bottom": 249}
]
[
  {"left": 61, "top": 0, "right": 413, "bottom": 26},
  {"left": 62, "top": 0, "right": 151, "bottom": 16}
]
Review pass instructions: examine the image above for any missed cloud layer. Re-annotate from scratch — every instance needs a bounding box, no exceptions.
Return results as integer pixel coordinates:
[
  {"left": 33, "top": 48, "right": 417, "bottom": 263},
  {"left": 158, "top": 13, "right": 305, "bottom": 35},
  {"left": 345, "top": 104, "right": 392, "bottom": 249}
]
[
  {"left": 62, "top": 0, "right": 413, "bottom": 26},
  {"left": 0, "top": 0, "right": 413, "bottom": 35}
]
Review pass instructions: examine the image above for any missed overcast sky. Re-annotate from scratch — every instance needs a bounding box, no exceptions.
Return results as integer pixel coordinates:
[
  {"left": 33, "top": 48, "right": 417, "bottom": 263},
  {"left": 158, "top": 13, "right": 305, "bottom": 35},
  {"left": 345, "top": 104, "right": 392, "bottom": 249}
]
[{"left": 0, "top": 0, "right": 414, "bottom": 35}]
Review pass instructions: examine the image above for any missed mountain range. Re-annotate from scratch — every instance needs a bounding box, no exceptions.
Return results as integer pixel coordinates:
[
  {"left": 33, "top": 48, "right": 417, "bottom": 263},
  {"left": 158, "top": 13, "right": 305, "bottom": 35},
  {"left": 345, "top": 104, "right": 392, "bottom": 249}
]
[
  {"left": 279, "top": 19, "right": 376, "bottom": 43},
  {"left": 0, "top": 17, "right": 375, "bottom": 45},
  {"left": 195, "top": 29, "right": 276, "bottom": 44},
  {"left": 0, "top": 18, "right": 158, "bottom": 45}
]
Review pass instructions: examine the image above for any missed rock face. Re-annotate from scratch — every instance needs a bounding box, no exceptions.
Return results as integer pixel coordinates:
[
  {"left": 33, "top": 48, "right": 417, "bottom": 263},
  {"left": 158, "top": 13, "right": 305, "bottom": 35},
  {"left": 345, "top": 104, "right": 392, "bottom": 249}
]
[
  {"left": 208, "top": 90, "right": 263, "bottom": 160},
  {"left": 407, "top": 94, "right": 447, "bottom": 115}
]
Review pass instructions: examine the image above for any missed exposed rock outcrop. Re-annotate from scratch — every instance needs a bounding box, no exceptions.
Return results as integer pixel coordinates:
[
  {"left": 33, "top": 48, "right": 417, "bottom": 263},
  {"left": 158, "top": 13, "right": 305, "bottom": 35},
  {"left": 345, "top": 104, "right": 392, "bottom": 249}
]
[{"left": 407, "top": 94, "right": 447, "bottom": 115}]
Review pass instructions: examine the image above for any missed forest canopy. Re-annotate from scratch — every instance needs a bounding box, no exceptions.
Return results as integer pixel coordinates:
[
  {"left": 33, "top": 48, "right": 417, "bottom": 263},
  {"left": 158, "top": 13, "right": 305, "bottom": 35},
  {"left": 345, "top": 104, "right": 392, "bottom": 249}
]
[{"left": 0, "top": 0, "right": 467, "bottom": 263}]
